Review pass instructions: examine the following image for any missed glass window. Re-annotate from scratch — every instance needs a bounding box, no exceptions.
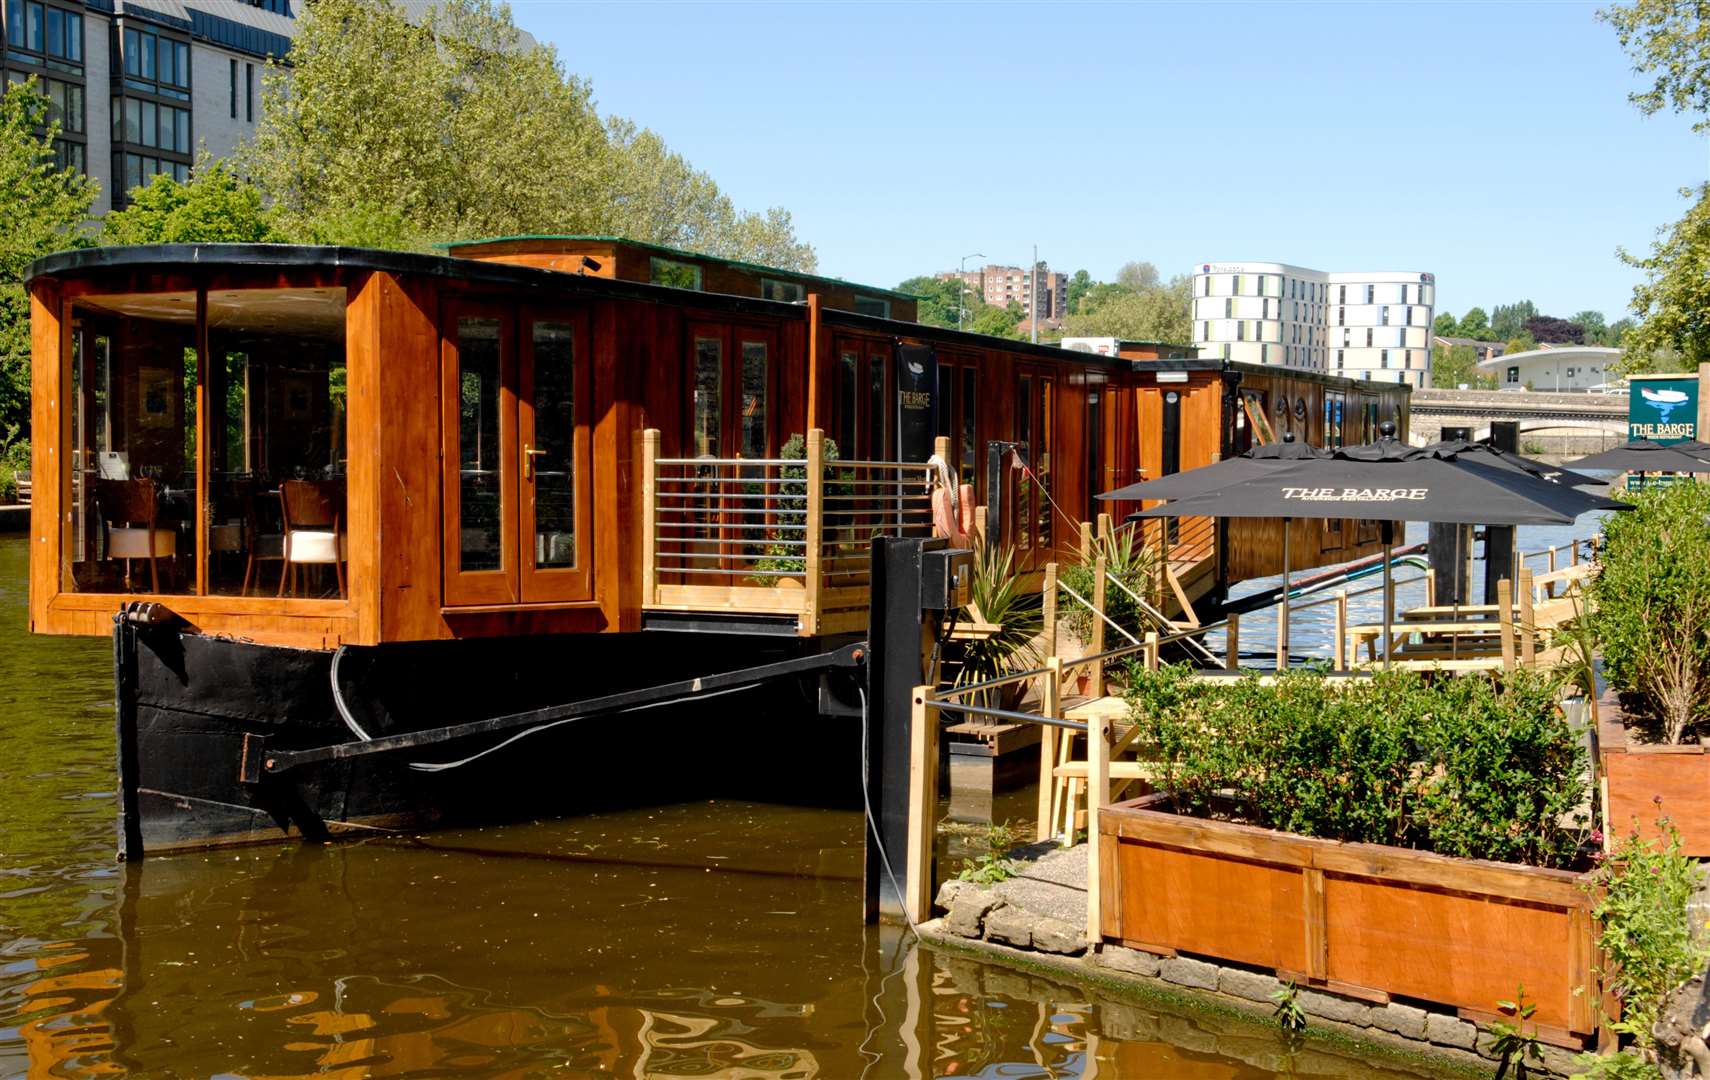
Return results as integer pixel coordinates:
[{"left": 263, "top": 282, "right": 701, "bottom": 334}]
[
  {"left": 960, "top": 366, "right": 977, "bottom": 487},
  {"left": 835, "top": 350, "right": 856, "bottom": 457},
  {"left": 229, "top": 58, "right": 237, "bottom": 119},
  {"left": 26, "top": 0, "right": 41, "bottom": 51},
  {"left": 66, "top": 292, "right": 200, "bottom": 594},
  {"left": 1507, "top": 367, "right": 1520, "bottom": 384},
  {"left": 651, "top": 257, "right": 703, "bottom": 291},
  {"left": 866, "top": 349, "right": 886, "bottom": 459},
  {"left": 740, "top": 339, "right": 768, "bottom": 459},
  {"left": 203, "top": 288, "right": 348, "bottom": 596},
  {"left": 5, "top": 0, "right": 23, "bottom": 47},
  {"left": 455, "top": 316, "right": 502, "bottom": 573},
  {"left": 692, "top": 336, "right": 721, "bottom": 457},
  {"left": 759, "top": 278, "right": 804, "bottom": 303},
  {"left": 854, "top": 296, "right": 891, "bottom": 318},
  {"left": 530, "top": 320, "right": 576, "bottom": 570},
  {"left": 245, "top": 61, "right": 253, "bottom": 121}
]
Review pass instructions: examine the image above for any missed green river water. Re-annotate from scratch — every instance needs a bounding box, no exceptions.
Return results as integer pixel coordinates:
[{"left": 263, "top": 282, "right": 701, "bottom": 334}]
[{"left": 0, "top": 534, "right": 1451, "bottom": 1079}]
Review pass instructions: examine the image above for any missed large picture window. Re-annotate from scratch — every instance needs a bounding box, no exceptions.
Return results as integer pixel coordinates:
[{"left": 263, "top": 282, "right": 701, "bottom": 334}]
[{"left": 65, "top": 288, "right": 348, "bottom": 597}]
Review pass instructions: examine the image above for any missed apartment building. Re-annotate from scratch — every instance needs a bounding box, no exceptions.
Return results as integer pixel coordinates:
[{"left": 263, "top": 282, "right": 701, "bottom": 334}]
[
  {"left": 1190, "top": 262, "right": 1436, "bottom": 388},
  {"left": 938, "top": 263, "right": 1068, "bottom": 323},
  {"left": 1, "top": 0, "right": 294, "bottom": 215}
]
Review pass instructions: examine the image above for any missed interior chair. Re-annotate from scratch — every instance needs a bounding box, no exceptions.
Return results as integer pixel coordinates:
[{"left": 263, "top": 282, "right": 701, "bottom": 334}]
[
  {"left": 278, "top": 479, "right": 346, "bottom": 598},
  {"left": 237, "top": 484, "right": 285, "bottom": 597},
  {"left": 94, "top": 477, "right": 175, "bottom": 592}
]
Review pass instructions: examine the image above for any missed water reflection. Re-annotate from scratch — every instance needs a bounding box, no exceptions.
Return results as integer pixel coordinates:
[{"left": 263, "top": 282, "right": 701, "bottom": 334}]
[{"left": 0, "top": 535, "right": 1448, "bottom": 1079}]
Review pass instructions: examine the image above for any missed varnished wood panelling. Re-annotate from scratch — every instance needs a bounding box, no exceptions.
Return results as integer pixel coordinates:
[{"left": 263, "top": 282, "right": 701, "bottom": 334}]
[{"left": 29, "top": 282, "right": 63, "bottom": 634}]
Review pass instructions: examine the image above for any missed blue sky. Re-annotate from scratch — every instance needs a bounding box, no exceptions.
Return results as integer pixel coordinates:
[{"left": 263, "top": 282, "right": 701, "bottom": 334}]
[{"left": 517, "top": 1, "right": 1707, "bottom": 324}]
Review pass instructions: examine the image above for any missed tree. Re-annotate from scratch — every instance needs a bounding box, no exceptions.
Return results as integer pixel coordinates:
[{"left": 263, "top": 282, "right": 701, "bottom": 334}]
[
  {"left": 896, "top": 275, "right": 965, "bottom": 330},
  {"left": 968, "top": 300, "right": 1024, "bottom": 340},
  {"left": 1524, "top": 314, "right": 1585, "bottom": 345},
  {"left": 1620, "top": 183, "right": 1710, "bottom": 373},
  {"left": 1503, "top": 333, "right": 1538, "bottom": 356},
  {"left": 1572, "top": 309, "right": 1610, "bottom": 344},
  {"left": 1433, "top": 311, "right": 1459, "bottom": 336},
  {"left": 1456, "top": 307, "right": 1491, "bottom": 339},
  {"left": 1430, "top": 344, "right": 1495, "bottom": 389},
  {"left": 245, "top": 0, "right": 813, "bottom": 268},
  {"left": 1115, "top": 260, "right": 1161, "bottom": 292},
  {"left": 1600, "top": 0, "right": 1710, "bottom": 134},
  {"left": 0, "top": 80, "right": 97, "bottom": 441},
  {"left": 1490, "top": 301, "right": 1538, "bottom": 340},
  {"left": 101, "top": 157, "right": 280, "bottom": 244},
  {"left": 1060, "top": 275, "right": 1192, "bottom": 344},
  {"left": 1065, "top": 269, "right": 1093, "bottom": 314}
]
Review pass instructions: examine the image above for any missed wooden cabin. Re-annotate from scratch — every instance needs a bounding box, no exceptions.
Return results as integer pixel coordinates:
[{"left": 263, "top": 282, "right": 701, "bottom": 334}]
[
  {"left": 25, "top": 243, "right": 1408, "bottom": 650},
  {"left": 441, "top": 236, "right": 919, "bottom": 323}
]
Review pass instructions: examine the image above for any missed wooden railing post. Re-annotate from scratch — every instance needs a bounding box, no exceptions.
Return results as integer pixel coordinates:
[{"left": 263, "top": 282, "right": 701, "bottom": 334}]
[
  {"left": 933, "top": 434, "right": 950, "bottom": 462},
  {"left": 1498, "top": 578, "right": 1516, "bottom": 672},
  {"left": 1085, "top": 708, "right": 1110, "bottom": 944},
  {"left": 804, "top": 428, "right": 825, "bottom": 634},
  {"left": 1097, "top": 512, "right": 1112, "bottom": 542},
  {"left": 1225, "top": 612, "right": 1240, "bottom": 671},
  {"left": 1091, "top": 554, "right": 1108, "bottom": 698},
  {"left": 973, "top": 505, "right": 988, "bottom": 547},
  {"left": 1547, "top": 545, "right": 1559, "bottom": 598},
  {"left": 1079, "top": 521, "right": 1093, "bottom": 560},
  {"left": 1276, "top": 594, "right": 1289, "bottom": 671},
  {"left": 641, "top": 428, "right": 660, "bottom": 605},
  {"left": 1424, "top": 567, "right": 1437, "bottom": 608},
  {"left": 1036, "top": 657, "right": 1061, "bottom": 843},
  {"left": 1333, "top": 589, "right": 1348, "bottom": 671},
  {"left": 1519, "top": 567, "right": 1536, "bottom": 666},
  {"left": 906, "top": 684, "right": 939, "bottom": 926},
  {"left": 1144, "top": 630, "right": 1159, "bottom": 671},
  {"left": 1042, "top": 561, "right": 1059, "bottom": 662}
]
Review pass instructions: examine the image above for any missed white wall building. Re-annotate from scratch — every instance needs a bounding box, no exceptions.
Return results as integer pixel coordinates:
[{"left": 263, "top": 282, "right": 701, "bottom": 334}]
[
  {"left": 1191, "top": 262, "right": 1436, "bottom": 388},
  {"left": 1475, "top": 346, "right": 1623, "bottom": 393}
]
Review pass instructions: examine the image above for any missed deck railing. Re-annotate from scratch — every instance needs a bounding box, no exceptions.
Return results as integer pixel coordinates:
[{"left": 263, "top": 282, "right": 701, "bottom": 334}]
[{"left": 640, "top": 428, "right": 938, "bottom": 635}]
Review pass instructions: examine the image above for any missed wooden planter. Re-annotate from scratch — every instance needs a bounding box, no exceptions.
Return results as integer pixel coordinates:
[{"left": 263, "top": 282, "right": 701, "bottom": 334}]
[
  {"left": 1596, "top": 689, "right": 1710, "bottom": 856},
  {"left": 1098, "top": 793, "right": 1603, "bottom": 1047}
]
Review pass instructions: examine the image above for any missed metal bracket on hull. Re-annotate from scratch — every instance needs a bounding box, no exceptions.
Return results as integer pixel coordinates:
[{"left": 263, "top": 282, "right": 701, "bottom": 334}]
[{"left": 247, "top": 642, "right": 868, "bottom": 780}]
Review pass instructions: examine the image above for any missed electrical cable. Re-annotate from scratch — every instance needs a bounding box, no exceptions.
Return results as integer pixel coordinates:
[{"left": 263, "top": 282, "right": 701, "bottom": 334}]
[
  {"left": 856, "top": 684, "right": 920, "bottom": 942},
  {"left": 405, "top": 682, "right": 759, "bottom": 772},
  {"left": 329, "top": 645, "right": 376, "bottom": 742}
]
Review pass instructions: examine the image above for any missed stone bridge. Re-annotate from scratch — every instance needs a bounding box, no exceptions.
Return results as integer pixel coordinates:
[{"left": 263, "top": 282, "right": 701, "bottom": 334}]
[{"left": 1409, "top": 388, "right": 1626, "bottom": 456}]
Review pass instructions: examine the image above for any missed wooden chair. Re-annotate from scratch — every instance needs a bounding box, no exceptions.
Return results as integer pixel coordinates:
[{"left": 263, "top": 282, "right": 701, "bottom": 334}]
[
  {"left": 239, "top": 485, "right": 284, "bottom": 597},
  {"left": 278, "top": 479, "right": 345, "bottom": 598},
  {"left": 94, "top": 477, "right": 175, "bottom": 592}
]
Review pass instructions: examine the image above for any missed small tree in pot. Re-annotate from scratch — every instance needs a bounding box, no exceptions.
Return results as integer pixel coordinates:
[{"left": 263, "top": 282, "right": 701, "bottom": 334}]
[{"left": 1592, "top": 481, "right": 1710, "bottom": 744}]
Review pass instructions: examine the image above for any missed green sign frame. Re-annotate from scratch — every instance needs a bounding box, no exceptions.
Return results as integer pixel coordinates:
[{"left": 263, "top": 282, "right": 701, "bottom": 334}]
[{"left": 1628, "top": 377, "right": 1699, "bottom": 444}]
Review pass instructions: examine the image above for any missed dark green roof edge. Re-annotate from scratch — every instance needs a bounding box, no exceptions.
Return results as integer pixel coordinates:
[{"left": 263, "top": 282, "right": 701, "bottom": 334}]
[{"left": 439, "top": 234, "right": 919, "bottom": 302}]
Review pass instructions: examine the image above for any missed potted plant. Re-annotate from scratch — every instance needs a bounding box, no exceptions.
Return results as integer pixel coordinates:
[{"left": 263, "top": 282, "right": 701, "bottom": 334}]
[
  {"left": 1590, "top": 481, "right": 1710, "bottom": 853},
  {"left": 953, "top": 539, "right": 1042, "bottom": 712},
  {"left": 749, "top": 433, "right": 842, "bottom": 588},
  {"left": 1057, "top": 524, "right": 1159, "bottom": 694}
]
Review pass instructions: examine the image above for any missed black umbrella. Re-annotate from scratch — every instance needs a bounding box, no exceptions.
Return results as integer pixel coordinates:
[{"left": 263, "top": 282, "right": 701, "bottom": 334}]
[
  {"left": 1097, "top": 438, "right": 1326, "bottom": 503},
  {"left": 1135, "top": 440, "right": 1624, "bottom": 668},
  {"left": 1565, "top": 438, "right": 1710, "bottom": 474},
  {"left": 1420, "top": 439, "right": 1605, "bottom": 489}
]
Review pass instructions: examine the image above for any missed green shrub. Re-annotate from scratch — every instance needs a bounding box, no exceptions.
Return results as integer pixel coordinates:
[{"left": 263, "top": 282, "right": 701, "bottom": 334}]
[
  {"left": 1591, "top": 481, "right": 1710, "bottom": 744},
  {"left": 1583, "top": 818, "right": 1709, "bottom": 1059},
  {"left": 0, "top": 433, "right": 24, "bottom": 504},
  {"left": 749, "top": 433, "right": 842, "bottom": 583},
  {"left": 1059, "top": 525, "right": 1159, "bottom": 645},
  {"left": 1124, "top": 664, "right": 1588, "bottom": 869}
]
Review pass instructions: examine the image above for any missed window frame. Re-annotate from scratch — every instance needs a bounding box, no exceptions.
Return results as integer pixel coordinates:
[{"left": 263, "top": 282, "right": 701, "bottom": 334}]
[{"left": 649, "top": 257, "right": 703, "bottom": 291}]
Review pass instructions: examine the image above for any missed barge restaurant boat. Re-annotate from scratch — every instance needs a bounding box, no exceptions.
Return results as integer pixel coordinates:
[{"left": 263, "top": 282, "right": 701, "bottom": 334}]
[{"left": 23, "top": 239, "right": 1411, "bottom": 854}]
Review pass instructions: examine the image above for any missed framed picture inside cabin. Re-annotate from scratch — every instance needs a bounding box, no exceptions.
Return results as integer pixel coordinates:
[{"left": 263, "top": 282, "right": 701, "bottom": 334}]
[{"left": 137, "top": 367, "right": 176, "bottom": 430}]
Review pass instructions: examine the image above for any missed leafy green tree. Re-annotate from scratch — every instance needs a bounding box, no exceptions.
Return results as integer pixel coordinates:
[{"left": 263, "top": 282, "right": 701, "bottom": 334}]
[
  {"left": 1061, "top": 275, "right": 1192, "bottom": 344},
  {"left": 245, "top": 0, "right": 813, "bottom": 268},
  {"left": 968, "top": 300, "right": 1024, "bottom": 340},
  {"left": 896, "top": 274, "right": 965, "bottom": 329},
  {"left": 1572, "top": 309, "right": 1610, "bottom": 344},
  {"left": 1430, "top": 344, "right": 1495, "bottom": 389},
  {"left": 1456, "top": 307, "right": 1491, "bottom": 338},
  {"left": 1601, "top": 0, "right": 1710, "bottom": 133},
  {"left": 101, "top": 157, "right": 280, "bottom": 244},
  {"left": 1065, "top": 269, "right": 1093, "bottom": 314},
  {"left": 0, "top": 79, "right": 97, "bottom": 441},
  {"left": 1619, "top": 183, "right": 1710, "bottom": 372},
  {"left": 1432, "top": 311, "right": 1459, "bottom": 336},
  {"left": 1490, "top": 300, "right": 1538, "bottom": 340},
  {"left": 1503, "top": 333, "right": 1538, "bottom": 356},
  {"left": 1115, "top": 260, "right": 1161, "bottom": 291}
]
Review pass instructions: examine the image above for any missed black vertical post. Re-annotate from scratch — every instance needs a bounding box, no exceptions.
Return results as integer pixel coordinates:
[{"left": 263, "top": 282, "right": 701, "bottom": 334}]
[
  {"left": 864, "top": 536, "right": 938, "bottom": 923},
  {"left": 114, "top": 613, "right": 144, "bottom": 861},
  {"left": 1428, "top": 425, "right": 1473, "bottom": 606},
  {"left": 1483, "top": 421, "right": 1520, "bottom": 604}
]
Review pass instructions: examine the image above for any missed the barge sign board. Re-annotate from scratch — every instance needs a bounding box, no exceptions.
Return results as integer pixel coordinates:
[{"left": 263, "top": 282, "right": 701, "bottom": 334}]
[
  {"left": 1628, "top": 375, "right": 1698, "bottom": 444},
  {"left": 896, "top": 345, "right": 937, "bottom": 465}
]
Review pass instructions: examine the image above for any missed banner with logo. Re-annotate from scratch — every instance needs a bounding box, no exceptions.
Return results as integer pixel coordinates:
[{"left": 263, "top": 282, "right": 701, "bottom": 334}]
[{"left": 1628, "top": 376, "right": 1698, "bottom": 444}]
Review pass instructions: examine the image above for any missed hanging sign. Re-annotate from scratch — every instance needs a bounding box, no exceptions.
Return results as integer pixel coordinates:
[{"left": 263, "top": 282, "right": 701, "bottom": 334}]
[
  {"left": 895, "top": 345, "right": 937, "bottom": 465},
  {"left": 1628, "top": 376, "right": 1699, "bottom": 444}
]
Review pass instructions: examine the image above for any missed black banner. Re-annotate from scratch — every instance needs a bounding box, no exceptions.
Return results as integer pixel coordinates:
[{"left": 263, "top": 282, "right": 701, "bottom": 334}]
[{"left": 895, "top": 344, "right": 937, "bottom": 464}]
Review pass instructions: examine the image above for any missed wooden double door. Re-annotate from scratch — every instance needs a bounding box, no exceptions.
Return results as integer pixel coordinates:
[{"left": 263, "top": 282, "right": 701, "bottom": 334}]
[{"left": 441, "top": 302, "right": 593, "bottom": 607}]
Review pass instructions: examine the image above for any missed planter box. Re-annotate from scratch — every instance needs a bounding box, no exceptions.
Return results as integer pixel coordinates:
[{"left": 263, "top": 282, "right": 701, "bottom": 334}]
[
  {"left": 1099, "top": 793, "right": 1602, "bottom": 1046},
  {"left": 1596, "top": 689, "right": 1710, "bottom": 856}
]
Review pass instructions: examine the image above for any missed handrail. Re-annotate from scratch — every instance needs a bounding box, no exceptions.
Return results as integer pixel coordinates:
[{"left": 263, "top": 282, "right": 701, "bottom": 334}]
[
  {"left": 1057, "top": 577, "right": 1141, "bottom": 646},
  {"left": 934, "top": 700, "right": 1087, "bottom": 732}
]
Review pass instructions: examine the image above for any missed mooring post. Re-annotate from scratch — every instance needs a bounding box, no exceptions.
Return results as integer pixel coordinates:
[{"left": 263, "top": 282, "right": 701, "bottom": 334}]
[{"left": 864, "top": 535, "right": 968, "bottom": 924}]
